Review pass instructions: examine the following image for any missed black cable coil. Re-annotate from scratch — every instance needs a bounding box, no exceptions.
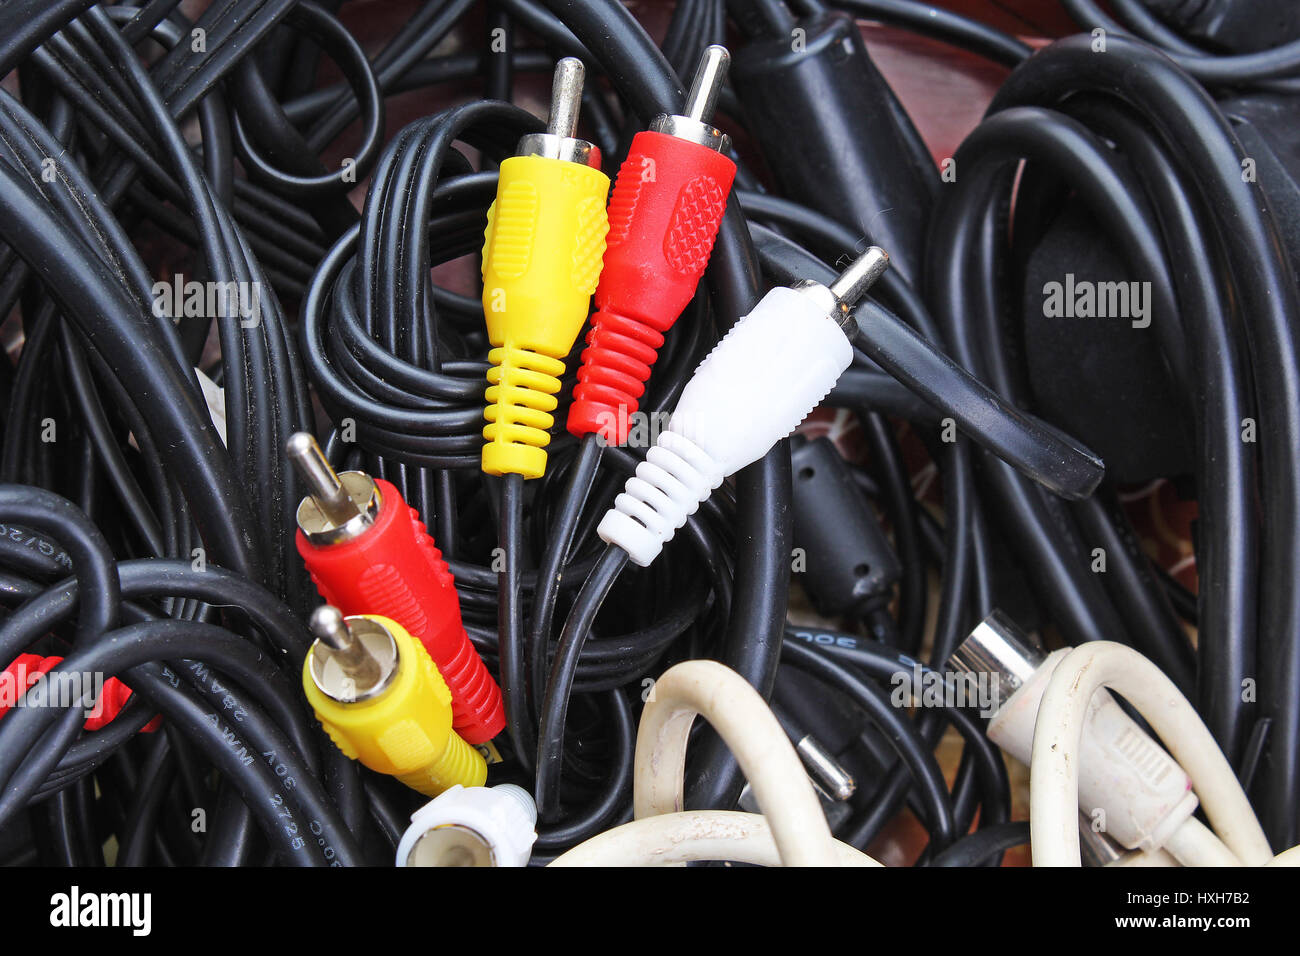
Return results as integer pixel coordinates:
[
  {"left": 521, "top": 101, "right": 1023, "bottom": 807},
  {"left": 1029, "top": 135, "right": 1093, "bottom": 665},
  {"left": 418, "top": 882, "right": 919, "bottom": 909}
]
[{"left": 0, "top": 0, "right": 1294, "bottom": 868}]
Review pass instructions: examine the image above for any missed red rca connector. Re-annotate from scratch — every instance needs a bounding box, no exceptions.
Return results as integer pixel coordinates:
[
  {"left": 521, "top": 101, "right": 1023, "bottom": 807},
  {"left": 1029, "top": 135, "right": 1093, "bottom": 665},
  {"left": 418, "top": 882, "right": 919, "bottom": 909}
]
[
  {"left": 287, "top": 432, "right": 505, "bottom": 745},
  {"left": 567, "top": 46, "right": 738, "bottom": 445},
  {"left": 0, "top": 654, "right": 160, "bottom": 731}
]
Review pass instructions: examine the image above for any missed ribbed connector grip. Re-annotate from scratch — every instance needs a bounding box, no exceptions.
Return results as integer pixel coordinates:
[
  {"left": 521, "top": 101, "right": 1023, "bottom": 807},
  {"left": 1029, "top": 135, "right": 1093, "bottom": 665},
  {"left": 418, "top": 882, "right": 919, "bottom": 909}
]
[
  {"left": 568, "top": 309, "right": 665, "bottom": 443},
  {"left": 597, "top": 431, "right": 723, "bottom": 566},
  {"left": 598, "top": 285, "right": 854, "bottom": 567},
  {"left": 398, "top": 730, "right": 487, "bottom": 796},
  {"left": 482, "top": 345, "right": 564, "bottom": 479},
  {"left": 567, "top": 131, "right": 735, "bottom": 444},
  {"left": 480, "top": 153, "right": 610, "bottom": 476}
]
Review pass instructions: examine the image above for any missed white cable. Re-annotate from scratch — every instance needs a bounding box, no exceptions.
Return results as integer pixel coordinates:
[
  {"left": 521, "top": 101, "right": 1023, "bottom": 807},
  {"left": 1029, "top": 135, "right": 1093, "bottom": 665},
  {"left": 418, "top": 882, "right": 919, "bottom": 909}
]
[
  {"left": 1163, "top": 817, "right": 1243, "bottom": 867},
  {"left": 633, "top": 659, "right": 839, "bottom": 866},
  {"left": 1105, "top": 847, "right": 1181, "bottom": 867},
  {"left": 598, "top": 287, "right": 852, "bottom": 566},
  {"left": 1267, "top": 844, "right": 1300, "bottom": 866},
  {"left": 1029, "top": 641, "right": 1272, "bottom": 866},
  {"left": 548, "top": 810, "right": 881, "bottom": 867}
]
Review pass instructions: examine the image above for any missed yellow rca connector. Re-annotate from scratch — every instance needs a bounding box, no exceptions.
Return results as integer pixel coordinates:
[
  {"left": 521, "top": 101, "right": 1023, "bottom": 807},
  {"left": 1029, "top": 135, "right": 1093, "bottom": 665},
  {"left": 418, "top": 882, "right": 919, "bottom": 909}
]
[
  {"left": 301, "top": 606, "right": 487, "bottom": 797},
  {"left": 480, "top": 56, "right": 610, "bottom": 479}
]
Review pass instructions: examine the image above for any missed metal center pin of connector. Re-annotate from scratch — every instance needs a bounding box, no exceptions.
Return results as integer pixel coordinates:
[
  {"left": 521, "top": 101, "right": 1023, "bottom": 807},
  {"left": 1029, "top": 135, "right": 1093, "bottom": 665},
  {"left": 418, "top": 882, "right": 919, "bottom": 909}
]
[
  {"left": 651, "top": 45, "right": 732, "bottom": 152},
  {"left": 307, "top": 606, "right": 399, "bottom": 703},
  {"left": 517, "top": 57, "right": 600, "bottom": 168},
  {"left": 287, "top": 432, "right": 381, "bottom": 545},
  {"left": 406, "top": 826, "right": 496, "bottom": 867},
  {"left": 829, "top": 246, "right": 890, "bottom": 309},
  {"left": 791, "top": 245, "right": 890, "bottom": 334}
]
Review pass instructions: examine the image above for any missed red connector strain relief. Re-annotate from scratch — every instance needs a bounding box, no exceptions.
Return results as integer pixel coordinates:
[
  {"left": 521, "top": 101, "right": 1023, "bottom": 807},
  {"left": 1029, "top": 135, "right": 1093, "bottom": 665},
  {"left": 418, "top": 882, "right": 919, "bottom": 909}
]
[
  {"left": 567, "top": 131, "right": 736, "bottom": 444},
  {"left": 0, "top": 654, "right": 160, "bottom": 731},
  {"left": 569, "top": 310, "right": 665, "bottom": 443},
  {"left": 295, "top": 477, "right": 506, "bottom": 745}
]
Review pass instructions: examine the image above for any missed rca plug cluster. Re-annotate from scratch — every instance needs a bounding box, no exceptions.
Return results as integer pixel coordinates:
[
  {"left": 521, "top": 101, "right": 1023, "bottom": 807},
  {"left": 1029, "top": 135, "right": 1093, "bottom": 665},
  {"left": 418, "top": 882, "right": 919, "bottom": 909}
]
[
  {"left": 949, "top": 611, "right": 1197, "bottom": 854},
  {"left": 396, "top": 784, "right": 538, "bottom": 867},
  {"left": 480, "top": 57, "right": 611, "bottom": 479},
  {"left": 567, "top": 46, "right": 738, "bottom": 445},
  {"left": 0, "top": 654, "right": 159, "bottom": 732},
  {"left": 302, "top": 607, "right": 487, "bottom": 797},
  {"left": 288, "top": 433, "right": 505, "bottom": 744},
  {"left": 597, "top": 246, "right": 890, "bottom": 567}
]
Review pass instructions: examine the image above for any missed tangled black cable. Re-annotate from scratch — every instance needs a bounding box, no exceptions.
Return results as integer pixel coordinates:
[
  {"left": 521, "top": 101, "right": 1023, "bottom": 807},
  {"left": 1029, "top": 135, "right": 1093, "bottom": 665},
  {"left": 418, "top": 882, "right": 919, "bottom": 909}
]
[{"left": 0, "top": 0, "right": 1296, "bottom": 870}]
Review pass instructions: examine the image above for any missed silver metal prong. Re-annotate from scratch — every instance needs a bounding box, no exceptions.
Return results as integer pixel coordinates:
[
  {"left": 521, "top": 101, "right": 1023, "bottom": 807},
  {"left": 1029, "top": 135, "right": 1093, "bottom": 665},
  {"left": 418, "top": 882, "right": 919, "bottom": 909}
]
[
  {"left": 829, "top": 246, "right": 890, "bottom": 307},
  {"left": 796, "top": 735, "right": 857, "bottom": 801},
  {"left": 287, "top": 431, "right": 357, "bottom": 526},
  {"left": 309, "top": 605, "right": 385, "bottom": 697},
  {"left": 311, "top": 604, "right": 352, "bottom": 651},
  {"left": 547, "top": 57, "right": 586, "bottom": 139},
  {"left": 683, "top": 45, "right": 730, "bottom": 125}
]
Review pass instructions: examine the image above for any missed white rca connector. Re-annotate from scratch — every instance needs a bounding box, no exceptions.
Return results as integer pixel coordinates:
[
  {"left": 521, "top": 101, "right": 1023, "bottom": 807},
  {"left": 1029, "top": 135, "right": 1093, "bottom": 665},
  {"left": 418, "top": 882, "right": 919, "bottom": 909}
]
[
  {"left": 598, "top": 249, "right": 888, "bottom": 567},
  {"left": 950, "top": 612, "right": 1198, "bottom": 855},
  {"left": 396, "top": 783, "right": 538, "bottom": 867}
]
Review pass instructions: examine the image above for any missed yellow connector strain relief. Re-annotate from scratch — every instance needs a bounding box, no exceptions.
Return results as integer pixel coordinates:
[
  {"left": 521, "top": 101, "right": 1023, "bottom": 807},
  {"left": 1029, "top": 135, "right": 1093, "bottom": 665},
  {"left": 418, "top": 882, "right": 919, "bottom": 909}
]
[
  {"left": 301, "top": 615, "right": 487, "bottom": 797},
  {"left": 480, "top": 154, "right": 610, "bottom": 478}
]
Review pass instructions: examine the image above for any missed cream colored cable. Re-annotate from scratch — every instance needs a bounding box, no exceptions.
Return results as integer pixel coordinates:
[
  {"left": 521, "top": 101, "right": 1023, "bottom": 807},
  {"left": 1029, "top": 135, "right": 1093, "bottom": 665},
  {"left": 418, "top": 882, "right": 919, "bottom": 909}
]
[
  {"left": 548, "top": 810, "right": 881, "bottom": 867},
  {"left": 1106, "top": 847, "right": 1180, "bottom": 867},
  {"left": 1163, "top": 817, "right": 1243, "bottom": 867},
  {"left": 633, "top": 659, "right": 839, "bottom": 866},
  {"left": 1266, "top": 844, "right": 1300, "bottom": 866},
  {"left": 1029, "top": 641, "right": 1272, "bottom": 867}
]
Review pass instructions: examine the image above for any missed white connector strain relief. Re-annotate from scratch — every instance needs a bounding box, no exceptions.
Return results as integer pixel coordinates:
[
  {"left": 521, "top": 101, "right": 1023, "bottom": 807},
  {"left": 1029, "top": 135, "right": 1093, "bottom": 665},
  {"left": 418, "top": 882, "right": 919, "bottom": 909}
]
[
  {"left": 598, "top": 286, "right": 853, "bottom": 568},
  {"left": 984, "top": 648, "right": 1197, "bottom": 853},
  {"left": 492, "top": 783, "right": 538, "bottom": 827},
  {"left": 598, "top": 430, "right": 723, "bottom": 566}
]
